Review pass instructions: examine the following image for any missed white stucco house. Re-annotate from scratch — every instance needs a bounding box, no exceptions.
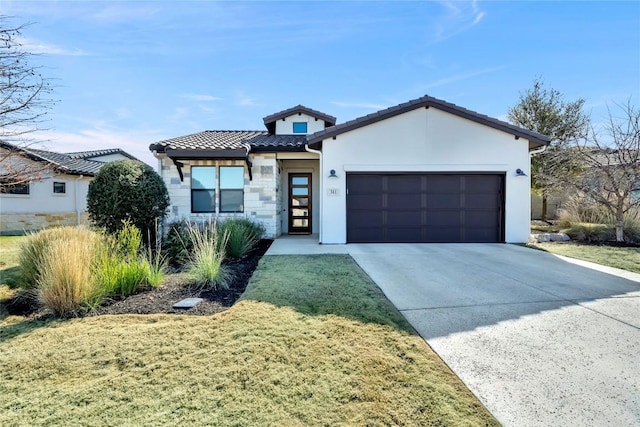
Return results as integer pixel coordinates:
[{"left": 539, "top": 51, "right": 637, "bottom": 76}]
[
  {"left": 149, "top": 95, "right": 550, "bottom": 244},
  {"left": 0, "top": 142, "right": 139, "bottom": 234}
]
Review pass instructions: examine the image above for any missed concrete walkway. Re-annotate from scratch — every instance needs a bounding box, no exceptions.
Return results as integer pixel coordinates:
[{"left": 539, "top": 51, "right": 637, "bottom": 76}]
[{"left": 266, "top": 237, "right": 640, "bottom": 426}]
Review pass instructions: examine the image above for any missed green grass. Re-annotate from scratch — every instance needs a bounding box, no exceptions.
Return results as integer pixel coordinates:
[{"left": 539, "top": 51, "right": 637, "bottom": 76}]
[
  {"left": 533, "top": 243, "right": 640, "bottom": 273},
  {"left": 0, "top": 254, "right": 498, "bottom": 426},
  {"left": 0, "top": 236, "right": 26, "bottom": 314}
]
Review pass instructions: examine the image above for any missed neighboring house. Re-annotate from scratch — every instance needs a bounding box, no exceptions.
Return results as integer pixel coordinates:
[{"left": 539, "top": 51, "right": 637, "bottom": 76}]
[
  {"left": 0, "top": 142, "right": 139, "bottom": 234},
  {"left": 149, "top": 95, "right": 550, "bottom": 244},
  {"left": 531, "top": 148, "right": 640, "bottom": 220}
]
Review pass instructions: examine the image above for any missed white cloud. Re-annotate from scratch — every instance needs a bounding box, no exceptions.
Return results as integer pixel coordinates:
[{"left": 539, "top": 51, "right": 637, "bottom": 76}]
[
  {"left": 18, "top": 37, "right": 87, "bottom": 56},
  {"left": 236, "top": 93, "right": 260, "bottom": 107},
  {"left": 418, "top": 67, "right": 506, "bottom": 90},
  {"left": 330, "top": 101, "right": 389, "bottom": 110},
  {"left": 179, "top": 94, "right": 223, "bottom": 102},
  {"left": 91, "top": 5, "right": 159, "bottom": 23},
  {"left": 432, "top": 0, "right": 487, "bottom": 43}
]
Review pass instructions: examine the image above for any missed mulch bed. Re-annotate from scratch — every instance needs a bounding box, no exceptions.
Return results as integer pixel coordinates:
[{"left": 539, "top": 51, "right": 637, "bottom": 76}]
[{"left": 3, "top": 240, "right": 272, "bottom": 319}]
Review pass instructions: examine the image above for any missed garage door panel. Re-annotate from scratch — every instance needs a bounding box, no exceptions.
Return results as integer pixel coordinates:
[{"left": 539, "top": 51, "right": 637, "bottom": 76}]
[
  {"left": 387, "top": 175, "right": 422, "bottom": 193},
  {"left": 427, "top": 194, "right": 461, "bottom": 209},
  {"left": 346, "top": 173, "right": 504, "bottom": 243},
  {"left": 387, "top": 210, "right": 422, "bottom": 224},
  {"left": 348, "top": 211, "right": 384, "bottom": 227},
  {"left": 349, "top": 194, "right": 383, "bottom": 210},
  {"left": 425, "top": 176, "right": 460, "bottom": 193},
  {"left": 426, "top": 210, "right": 462, "bottom": 227},
  {"left": 388, "top": 193, "right": 422, "bottom": 207},
  {"left": 466, "top": 194, "right": 500, "bottom": 209},
  {"left": 465, "top": 175, "right": 501, "bottom": 192},
  {"left": 348, "top": 175, "right": 383, "bottom": 193}
]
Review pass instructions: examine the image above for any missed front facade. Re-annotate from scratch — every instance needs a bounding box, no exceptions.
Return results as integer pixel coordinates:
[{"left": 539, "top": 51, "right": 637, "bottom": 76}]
[
  {"left": 150, "top": 96, "right": 550, "bottom": 244},
  {"left": 0, "top": 145, "right": 138, "bottom": 234}
]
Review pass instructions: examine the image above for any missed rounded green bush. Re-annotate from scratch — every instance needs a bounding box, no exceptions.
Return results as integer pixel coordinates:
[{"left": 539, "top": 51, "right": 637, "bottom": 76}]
[{"left": 87, "top": 160, "right": 169, "bottom": 241}]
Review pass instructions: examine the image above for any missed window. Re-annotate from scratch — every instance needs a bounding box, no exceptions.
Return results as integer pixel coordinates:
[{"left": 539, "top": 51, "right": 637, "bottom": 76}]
[
  {"left": 53, "top": 182, "right": 66, "bottom": 194},
  {"left": 220, "top": 166, "right": 244, "bottom": 212},
  {"left": 191, "top": 166, "right": 216, "bottom": 213},
  {"left": 292, "top": 122, "right": 307, "bottom": 134},
  {"left": 0, "top": 183, "right": 29, "bottom": 194}
]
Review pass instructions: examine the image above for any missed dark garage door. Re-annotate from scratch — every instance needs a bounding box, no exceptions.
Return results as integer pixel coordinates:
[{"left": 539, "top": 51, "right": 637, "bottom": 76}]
[{"left": 346, "top": 173, "right": 504, "bottom": 243}]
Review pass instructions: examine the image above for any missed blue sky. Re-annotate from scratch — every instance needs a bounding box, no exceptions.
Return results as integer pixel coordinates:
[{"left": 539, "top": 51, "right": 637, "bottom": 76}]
[{"left": 2, "top": 1, "right": 639, "bottom": 167}]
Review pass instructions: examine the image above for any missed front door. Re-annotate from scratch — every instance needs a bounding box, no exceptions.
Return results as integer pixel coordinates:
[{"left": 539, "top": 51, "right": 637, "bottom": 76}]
[{"left": 289, "top": 173, "right": 312, "bottom": 234}]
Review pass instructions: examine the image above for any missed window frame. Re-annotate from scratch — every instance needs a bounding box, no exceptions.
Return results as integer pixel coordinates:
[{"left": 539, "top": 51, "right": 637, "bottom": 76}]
[
  {"left": 191, "top": 166, "right": 217, "bottom": 213},
  {"left": 219, "top": 166, "right": 245, "bottom": 213},
  {"left": 292, "top": 122, "right": 308, "bottom": 134},
  {"left": 1, "top": 183, "right": 30, "bottom": 195},
  {"left": 53, "top": 181, "right": 66, "bottom": 194}
]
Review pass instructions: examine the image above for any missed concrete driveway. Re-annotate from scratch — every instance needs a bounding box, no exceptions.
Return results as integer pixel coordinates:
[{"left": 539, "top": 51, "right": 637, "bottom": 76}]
[{"left": 346, "top": 243, "right": 640, "bottom": 427}]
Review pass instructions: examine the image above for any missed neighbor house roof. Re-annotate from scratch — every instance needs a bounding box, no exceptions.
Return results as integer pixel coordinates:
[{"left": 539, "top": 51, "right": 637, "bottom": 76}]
[
  {"left": 263, "top": 105, "right": 336, "bottom": 134},
  {"left": 66, "top": 148, "right": 138, "bottom": 161},
  {"left": 148, "top": 130, "right": 309, "bottom": 156},
  {"left": 0, "top": 141, "right": 134, "bottom": 176},
  {"left": 307, "top": 95, "right": 552, "bottom": 150}
]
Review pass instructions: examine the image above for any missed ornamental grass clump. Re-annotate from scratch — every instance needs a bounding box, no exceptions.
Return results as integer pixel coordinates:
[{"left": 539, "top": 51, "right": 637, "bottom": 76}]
[
  {"left": 186, "top": 220, "right": 230, "bottom": 291},
  {"left": 219, "top": 218, "right": 264, "bottom": 259},
  {"left": 97, "top": 221, "right": 166, "bottom": 296},
  {"left": 18, "top": 227, "right": 97, "bottom": 289},
  {"left": 36, "top": 229, "right": 104, "bottom": 316}
]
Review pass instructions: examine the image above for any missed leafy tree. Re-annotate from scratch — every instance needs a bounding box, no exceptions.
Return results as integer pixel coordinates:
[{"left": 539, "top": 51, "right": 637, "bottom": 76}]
[
  {"left": 87, "top": 160, "right": 170, "bottom": 244},
  {"left": 573, "top": 101, "right": 640, "bottom": 242},
  {"left": 0, "top": 16, "right": 55, "bottom": 186},
  {"left": 508, "top": 78, "right": 589, "bottom": 220}
]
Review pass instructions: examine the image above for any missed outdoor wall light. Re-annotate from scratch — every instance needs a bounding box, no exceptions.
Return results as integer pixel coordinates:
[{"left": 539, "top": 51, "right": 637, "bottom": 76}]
[
  {"left": 515, "top": 168, "right": 527, "bottom": 177},
  {"left": 328, "top": 169, "right": 338, "bottom": 179}
]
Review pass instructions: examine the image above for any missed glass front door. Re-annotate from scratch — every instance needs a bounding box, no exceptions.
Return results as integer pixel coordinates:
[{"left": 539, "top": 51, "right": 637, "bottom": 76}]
[{"left": 289, "top": 173, "right": 312, "bottom": 234}]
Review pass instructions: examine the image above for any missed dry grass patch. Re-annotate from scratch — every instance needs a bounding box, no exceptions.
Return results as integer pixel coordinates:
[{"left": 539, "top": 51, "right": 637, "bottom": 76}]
[
  {"left": 533, "top": 243, "right": 640, "bottom": 273},
  {"left": 1, "top": 255, "right": 498, "bottom": 426}
]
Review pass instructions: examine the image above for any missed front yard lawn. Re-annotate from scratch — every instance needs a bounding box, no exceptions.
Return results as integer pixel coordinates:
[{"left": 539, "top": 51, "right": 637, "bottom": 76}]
[
  {"left": 1, "top": 254, "right": 498, "bottom": 426},
  {"left": 533, "top": 243, "right": 640, "bottom": 273}
]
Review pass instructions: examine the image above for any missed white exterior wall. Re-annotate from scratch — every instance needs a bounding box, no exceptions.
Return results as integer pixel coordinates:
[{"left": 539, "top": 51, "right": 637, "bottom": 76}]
[
  {"left": 159, "top": 153, "right": 281, "bottom": 238},
  {"left": 275, "top": 113, "right": 326, "bottom": 135},
  {"left": 319, "top": 107, "right": 532, "bottom": 244},
  {"left": 0, "top": 171, "right": 92, "bottom": 234}
]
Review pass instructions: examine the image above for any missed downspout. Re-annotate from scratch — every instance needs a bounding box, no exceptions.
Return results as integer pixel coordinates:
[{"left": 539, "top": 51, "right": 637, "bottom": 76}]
[
  {"left": 305, "top": 143, "right": 323, "bottom": 243},
  {"left": 529, "top": 144, "right": 547, "bottom": 157},
  {"left": 75, "top": 175, "right": 83, "bottom": 226}
]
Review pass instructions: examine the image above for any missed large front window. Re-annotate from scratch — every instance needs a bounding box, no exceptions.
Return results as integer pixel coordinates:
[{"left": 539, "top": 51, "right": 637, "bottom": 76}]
[
  {"left": 191, "top": 166, "right": 216, "bottom": 213},
  {"left": 220, "top": 166, "right": 244, "bottom": 212},
  {"left": 190, "top": 165, "right": 245, "bottom": 213}
]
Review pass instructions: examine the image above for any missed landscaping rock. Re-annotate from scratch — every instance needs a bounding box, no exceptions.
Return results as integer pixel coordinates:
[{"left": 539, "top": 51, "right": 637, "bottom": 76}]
[
  {"left": 530, "top": 233, "right": 571, "bottom": 243},
  {"left": 173, "top": 298, "right": 204, "bottom": 309},
  {"left": 550, "top": 233, "right": 570, "bottom": 242}
]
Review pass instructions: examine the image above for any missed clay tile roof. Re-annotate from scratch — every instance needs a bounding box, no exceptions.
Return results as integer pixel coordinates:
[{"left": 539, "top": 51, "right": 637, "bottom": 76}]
[
  {"left": 149, "top": 131, "right": 309, "bottom": 153},
  {"left": 65, "top": 148, "right": 137, "bottom": 161}
]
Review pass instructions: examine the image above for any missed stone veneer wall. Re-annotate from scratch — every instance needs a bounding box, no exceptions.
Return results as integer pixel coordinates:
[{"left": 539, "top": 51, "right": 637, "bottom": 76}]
[
  {"left": 0, "top": 212, "right": 90, "bottom": 235},
  {"left": 160, "top": 153, "right": 281, "bottom": 238}
]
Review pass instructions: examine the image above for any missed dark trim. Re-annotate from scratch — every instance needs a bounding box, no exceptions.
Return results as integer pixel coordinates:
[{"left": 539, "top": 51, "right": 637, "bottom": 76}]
[
  {"left": 263, "top": 105, "right": 336, "bottom": 132},
  {"left": 307, "top": 95, "right": 551, "bottom": 150},
  {"left": 165, "top": 148, "right": 248, "bottom": 159},
  {"left": 171, "top": 158, "right": 184, "bottom": 181},
  {"left": 250, "top": 145, "right": 307, "bottom": 153},
  {"left": 288, "top": 173, "right": 312, "bottom": 234}
]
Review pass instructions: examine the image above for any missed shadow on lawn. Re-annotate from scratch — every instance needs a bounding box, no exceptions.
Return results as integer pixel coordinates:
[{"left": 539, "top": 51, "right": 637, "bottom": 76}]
[
  {"left": 0, "top": 318, "right": 55, "bottom": 343},
  {"left": 239, "top": 254, "right": 416, "bottom": 334}
]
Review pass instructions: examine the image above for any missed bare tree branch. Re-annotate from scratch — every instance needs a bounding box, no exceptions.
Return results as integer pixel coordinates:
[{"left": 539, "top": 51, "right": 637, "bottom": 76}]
[{"left": 0, "top": 15, "right": 56, "bottom": 186}]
